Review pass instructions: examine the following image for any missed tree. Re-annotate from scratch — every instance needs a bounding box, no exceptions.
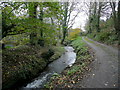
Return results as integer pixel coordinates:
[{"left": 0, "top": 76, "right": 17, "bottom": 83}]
[
  {"left": 28, "top": 2, "right": 38, "bottom": 45},
  {"left": 1, "top": 2, "right": 24, "bottom": 39},
  {"left": 110, "top": 1, "right": 119, "bottom": 35},
  {"left": 96, "top": 2, "right": 103, "bottom": 32},
  {"left": 61, "top": 2, "right": 69, "bottom": 44},
  {"left": 87, "top": 2, "right": 109, "bottom": 33},
  {"left": 117, "top": 1, "right": 120, "bottom": 44},
  {"left": 61, "top": 2, "right": 80, "bottom": 44}
]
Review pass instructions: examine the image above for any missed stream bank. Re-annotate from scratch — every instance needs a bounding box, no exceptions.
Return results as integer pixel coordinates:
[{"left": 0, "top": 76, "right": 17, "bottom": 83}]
[
  {"left": 45, "top": 37, "right": 95, "bottom": 88},
  {"left": 2, "top": 45, "right": 65, "bottom": 89},
  {"left": 22, "top": 46, "right": 76, "bottom": 89}
]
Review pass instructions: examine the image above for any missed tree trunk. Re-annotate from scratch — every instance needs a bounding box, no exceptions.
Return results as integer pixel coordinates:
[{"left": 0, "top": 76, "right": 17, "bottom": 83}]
[
  {"left": 118, "top": 1, "right": 120, "bottom": 44},
  {"left": 89, "top": 17, "right": 92, "bottom": 33},
  {"left": 88, "top": 2, "right": 93, "bottom": 34},
  {"left": 97, "top": 2, "right": 102, "bottom": 32},
  {"left": 39, "top": 5, "right": 44, "bottom": 38},
  {"left": 61, "top": 2, "right": 68, "bottom": 44},
  {"left": 110, "top": 2, "right": 118, "bottom": 33},
  {"left": 118, "top": 1, "right": 120, "bottom": 28},
  {"left": 28, "top": 2, "right": 38, "bottom": 45}
]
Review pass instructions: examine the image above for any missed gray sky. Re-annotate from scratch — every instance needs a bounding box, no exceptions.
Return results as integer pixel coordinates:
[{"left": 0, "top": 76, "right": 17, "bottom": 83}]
[
  {"left": 71, "top": 11, "right": 88, "bottom": 31},
  {"left": 69, "top": 2, "right": 88, "bottom": 31}
]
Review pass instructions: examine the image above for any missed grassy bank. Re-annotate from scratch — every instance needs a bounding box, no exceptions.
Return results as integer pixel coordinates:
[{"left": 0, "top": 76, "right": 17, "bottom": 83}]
[
  {"left": 87, "top": 31, "right": 118, "bottom": 47},
  {"left": 86, "top": 18, "right": 118, "bottom": 47},
  {"left": 2, "top": 45, "right": 65, "bottom": 89},
  {"left": 44, "top": 37, "right": 94, "bottom": 88}
]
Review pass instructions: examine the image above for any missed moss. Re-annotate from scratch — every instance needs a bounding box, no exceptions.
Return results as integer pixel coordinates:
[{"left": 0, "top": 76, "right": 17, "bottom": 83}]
[
  {"left": 3, "top": 53, "right": 47, "bottom": 89},
  {"left": 2, "top": 45, "right": 65, "bottom": 89},
  {"left": 2, "top": 47, "right": 42, "bottom": 89},
  {"left": 49, "top": 46, "right": 65, "bottom": 62}
]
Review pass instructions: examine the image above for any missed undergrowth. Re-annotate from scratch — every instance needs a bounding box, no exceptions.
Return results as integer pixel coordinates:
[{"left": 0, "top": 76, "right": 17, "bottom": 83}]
[
  {"left": 2, "top": 45, "right": 65, "bottom": 89},
  {"left": 44, "top": 37, "right": 94, "bottom": 88}
]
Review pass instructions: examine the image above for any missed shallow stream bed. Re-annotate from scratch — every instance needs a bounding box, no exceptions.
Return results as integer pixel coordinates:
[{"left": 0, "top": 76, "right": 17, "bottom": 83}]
[{"left": 21, "top": 46, "right": 76, "bottom": 89}]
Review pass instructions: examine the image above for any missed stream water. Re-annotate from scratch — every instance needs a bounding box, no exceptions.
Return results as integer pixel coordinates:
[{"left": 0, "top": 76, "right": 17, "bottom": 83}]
[{"left": 21, "top": 46, "right": 76, "bottom": 89}]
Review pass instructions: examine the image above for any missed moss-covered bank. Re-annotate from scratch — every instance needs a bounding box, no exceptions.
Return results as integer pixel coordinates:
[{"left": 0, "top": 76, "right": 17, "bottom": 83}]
[
  {"left": 2, "top": 45, "right": 65, "bottom": 89},
  {"left": 44, "top": 37, "right": 94, "bottom": 88}
]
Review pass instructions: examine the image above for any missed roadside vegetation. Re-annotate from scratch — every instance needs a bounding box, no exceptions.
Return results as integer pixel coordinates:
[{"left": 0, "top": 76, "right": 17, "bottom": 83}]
[
  {"left": 84, "top": 2, "right": 120, "bottom": 47},
  {"left": 1, "top": 1, "right": 119, "bottom": 89},
  {"left": 44, "top": 37, "right": 94, "bottom": 88},
  {"left": 86, "top": 18, "right": 118, "bottom": 46}
]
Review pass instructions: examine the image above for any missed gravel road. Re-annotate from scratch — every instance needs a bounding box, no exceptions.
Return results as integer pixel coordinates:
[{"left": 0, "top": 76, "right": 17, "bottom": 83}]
[{"left": 80, "top": 37, "right": 119, "bottom": 88}]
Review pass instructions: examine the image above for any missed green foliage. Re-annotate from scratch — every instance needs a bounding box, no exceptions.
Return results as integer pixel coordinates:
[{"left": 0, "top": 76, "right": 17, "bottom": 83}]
[
  {"left": 2, "top": 34, "right": 30, "bottom": 46},
  {"left": 70, "top": 37, "right": 86, "bottom": 49},
  {"left": 87, "top": 28, "right": 118, "bottom": 45},
  {"left": 2, "top": 45, "right": 65, "bottom": 89},
  {"left": 67, "top": 65, "right": 80, "bottom": 75},
  {"left": 2, "top": 45, "right": 47, "bottom": 89},
  {"left": 68, "top": 28, "right": 81, "bottom": 40},
  {"left": 87, "top": 17, "right": 118, "bottom": 45},
  {"left": 49, "top": 46, "right": 65, "bottom": 62},
  {"left": 1, "top": 2, "right": 64, "bottom": 46},
  {"left": 45, "top": 37, "right": 94, "bottom": 88},
  {"left": 5, "top": 46, "right": 12, "bottom": 49}
]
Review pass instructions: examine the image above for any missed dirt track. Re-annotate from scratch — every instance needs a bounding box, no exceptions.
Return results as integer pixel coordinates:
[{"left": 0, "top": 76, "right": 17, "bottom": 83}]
[{"left": 80, "top": 37, "right": 118, "bottom": 88}]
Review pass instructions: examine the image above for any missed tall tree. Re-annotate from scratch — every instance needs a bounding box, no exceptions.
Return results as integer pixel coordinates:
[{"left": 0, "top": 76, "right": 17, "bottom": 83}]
[
  {"left": 88, "top": 2, "right": 93, "bottom": 33},
  {"left": 117, "top": 1, "right": 120, "bottom": 44},
  {"left": 28, "top": 2, "right": 38, "bottom": 45},
  {"left": 39, "top": 3, "right": 44, "bottom": 38},
  {"left": 96, "top": 2, "right": 103, "bottom": 32},
  {"left": 61, "top": 2, "right": 69, "bottom": 44},
  {"left": 61, "top": 2, "right": 80, "bottom": 44},
  {"left": 110, "top": 2, "right": 119, "bottom": 35},
  {"left": 118, "top": 1, "right": 120, "bottom": 27},
  {"left": 1, "top": 2, "right": 24, "bottom": 39}
]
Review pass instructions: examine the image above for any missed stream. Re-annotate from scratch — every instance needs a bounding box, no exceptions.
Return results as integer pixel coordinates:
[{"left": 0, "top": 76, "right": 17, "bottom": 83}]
[{"left": 21, "top": 46, "right": 76, "bottom": 89}]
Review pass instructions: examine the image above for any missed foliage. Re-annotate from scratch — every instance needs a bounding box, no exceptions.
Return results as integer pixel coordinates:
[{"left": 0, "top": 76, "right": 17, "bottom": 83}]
[
  {"left": 49, "top": 46, "right": 65, "bottom": 62},
  {"left": 87, "top": 17, "right": 118, "bottom": 45},
  {"left": 2, "top": 45, "right": 65, "bottom": 89},
  {"left": 45, "top": 36, "right": 94, "bottom": 88},
  {"left": 85, "top": 2, "right": 119, "bottom": 46},
  {"left": 2, "top": 33, "right": 29, "bottom": 46},
  {"left": 1, "top": 2, "right": 64, "bottom": 46},
  {"left": 2, "top": 45, "right": 46, "bottom": 89},
  {"left": 70, "top": 37, "right": 85, "bottom": 49},
  {"left": 67, "top": 65, "right": 80, "bottom": 75},
  {"left": 68, "top": 28, "right": 81, "bottom": 40}
]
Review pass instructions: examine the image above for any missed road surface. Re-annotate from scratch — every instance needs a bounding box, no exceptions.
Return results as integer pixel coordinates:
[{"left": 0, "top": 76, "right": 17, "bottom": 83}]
[{"left": 79, "top": 37, "right": 119, "bottom": 88}]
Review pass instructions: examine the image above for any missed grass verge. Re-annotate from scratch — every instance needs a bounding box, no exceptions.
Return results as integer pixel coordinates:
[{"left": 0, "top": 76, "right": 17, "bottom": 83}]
[
  {"left": 87, "top": 31, "right": 118, "bottom": 47},
  {"left": 44, "top": 37, "right": 94, "bottom": 88}
]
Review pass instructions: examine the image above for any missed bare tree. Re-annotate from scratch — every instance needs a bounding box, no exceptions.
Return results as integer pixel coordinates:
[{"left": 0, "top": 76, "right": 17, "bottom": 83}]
[{"left": 61, "top": 2, "right": 80, "bottom": 44}]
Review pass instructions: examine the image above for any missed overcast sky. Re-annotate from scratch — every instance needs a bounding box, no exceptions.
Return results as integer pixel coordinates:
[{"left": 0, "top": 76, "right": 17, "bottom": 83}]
[
  {"left": 70, "top": 1, "right": 112, "bottom": 31},
  {"left": 69, "top": 2, "right": 88, "bottom": 31},
  {"left": 71, "top": 11, "right": 88, "bottom": 31}
]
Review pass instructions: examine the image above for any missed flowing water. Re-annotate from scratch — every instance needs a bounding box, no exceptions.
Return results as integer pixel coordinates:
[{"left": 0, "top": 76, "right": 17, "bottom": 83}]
[{"left": 21, "top": 46, "right": 76, "bottom": 89}]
